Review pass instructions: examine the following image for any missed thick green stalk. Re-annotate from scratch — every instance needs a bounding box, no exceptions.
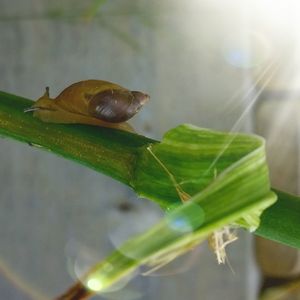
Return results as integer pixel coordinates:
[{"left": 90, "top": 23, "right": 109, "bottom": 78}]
[
  {"left": 256, "top": 189, "right": 300, "bottom": 249},
  {"left": 0, "top": 91, "right": 155, "bottom": 185},
  {"left": 2, "top": 90, "right": 300, "bottom": 298},
  {"left": 0, "top": 91, "right": 299, "bottom": 251}
]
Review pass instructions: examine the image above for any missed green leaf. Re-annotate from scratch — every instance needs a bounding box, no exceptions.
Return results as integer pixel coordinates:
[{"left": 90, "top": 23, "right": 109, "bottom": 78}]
[{"left": 80, "top": 124, "right": 277, "bottom": 291}]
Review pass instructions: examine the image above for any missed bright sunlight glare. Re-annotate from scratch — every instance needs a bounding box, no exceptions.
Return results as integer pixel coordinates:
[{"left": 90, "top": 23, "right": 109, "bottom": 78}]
[{"left": 86, "top": 277, "right": 103, "bottom": 292}]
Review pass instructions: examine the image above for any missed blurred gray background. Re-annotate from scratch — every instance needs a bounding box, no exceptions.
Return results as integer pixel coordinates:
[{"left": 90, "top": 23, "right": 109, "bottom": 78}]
[{"left": 0, "top": 0, "right": 299, "bottom": 299}]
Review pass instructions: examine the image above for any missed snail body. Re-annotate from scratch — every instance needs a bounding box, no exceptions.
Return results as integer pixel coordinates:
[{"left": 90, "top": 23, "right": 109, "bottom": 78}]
[{"left": 27, "top": 80, "right": 149, "bottom": 132}]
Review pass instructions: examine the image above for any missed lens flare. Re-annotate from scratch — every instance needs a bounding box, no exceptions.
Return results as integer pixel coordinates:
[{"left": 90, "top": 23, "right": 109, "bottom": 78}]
[
  {"left": 86, "top": 277, "right": 103, "bottom": 292},
  {"left": 222, "top": 31, "right": 271, "bottom": 69}
]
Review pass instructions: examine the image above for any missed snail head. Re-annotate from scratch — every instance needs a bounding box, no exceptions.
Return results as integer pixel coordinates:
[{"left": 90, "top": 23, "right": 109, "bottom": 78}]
[{"left": 24, "top": 87, "right": 58, "bottom": 113}]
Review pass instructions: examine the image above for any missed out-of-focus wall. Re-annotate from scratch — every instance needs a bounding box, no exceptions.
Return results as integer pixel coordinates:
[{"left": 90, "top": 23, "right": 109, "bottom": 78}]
[{"left": 0, "top": 1, "right": 268, "bottom": 299}]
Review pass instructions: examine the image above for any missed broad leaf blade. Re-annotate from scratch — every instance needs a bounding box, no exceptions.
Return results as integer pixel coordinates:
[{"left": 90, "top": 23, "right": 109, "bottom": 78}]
[{"left": 81, "top": 124, "right": 277, "bottom": 292}]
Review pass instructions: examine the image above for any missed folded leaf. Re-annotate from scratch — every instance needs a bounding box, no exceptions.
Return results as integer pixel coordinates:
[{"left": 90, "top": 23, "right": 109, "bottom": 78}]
[{"left": 82, "top": 124, "right": 277, "bottom": 291}]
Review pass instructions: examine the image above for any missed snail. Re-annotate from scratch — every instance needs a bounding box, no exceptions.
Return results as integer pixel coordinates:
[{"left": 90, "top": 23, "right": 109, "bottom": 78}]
[{"left": 25, "top": 80, "right": 149, "bottom": 132}]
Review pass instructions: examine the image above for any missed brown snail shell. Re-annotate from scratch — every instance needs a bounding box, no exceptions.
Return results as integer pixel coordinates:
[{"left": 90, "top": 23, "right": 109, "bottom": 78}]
[{"left": 26, "top": 80, "right": 149, "bottom": 132}]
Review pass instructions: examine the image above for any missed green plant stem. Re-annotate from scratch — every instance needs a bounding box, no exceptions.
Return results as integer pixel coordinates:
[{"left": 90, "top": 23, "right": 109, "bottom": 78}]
[
  {"left": 0, "top": 91, "right": 299, "bottom": 251},
  {"left": 256, "top": 189, "right": 300, "bottom": 249},
  {"left": 0, "top": 91, "right": 155, "bottom": 185}
]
